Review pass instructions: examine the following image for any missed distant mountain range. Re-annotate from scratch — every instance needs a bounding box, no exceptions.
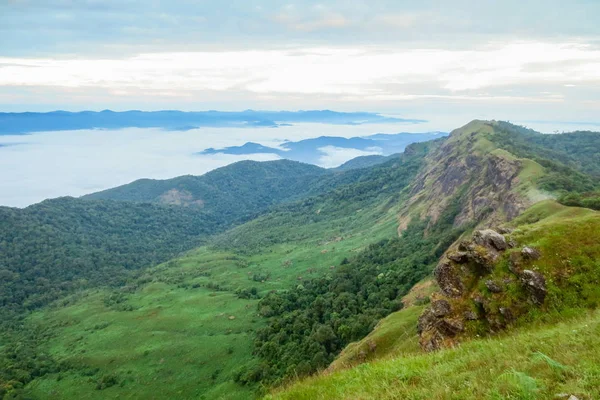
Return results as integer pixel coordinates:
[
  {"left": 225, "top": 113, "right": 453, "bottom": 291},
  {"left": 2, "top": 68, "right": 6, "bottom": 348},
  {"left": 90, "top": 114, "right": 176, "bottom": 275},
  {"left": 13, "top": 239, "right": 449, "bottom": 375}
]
[
  {"left": 200, "top": 132, "right": 447, "bottom": 165},
  {"left": 0, "top": 110, "right": 426, "bottom": 135}
]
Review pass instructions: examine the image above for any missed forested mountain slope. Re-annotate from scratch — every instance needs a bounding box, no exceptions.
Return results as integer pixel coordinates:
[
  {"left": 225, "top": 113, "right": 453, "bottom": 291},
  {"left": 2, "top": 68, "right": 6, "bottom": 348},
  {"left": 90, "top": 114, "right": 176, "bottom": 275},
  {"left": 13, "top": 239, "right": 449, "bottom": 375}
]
[
  {"left": 0, "top": 198, "right": 219, "bottom": 320},
  {"left": 83, "top": 160, "right": 329, "bottom": 214}
]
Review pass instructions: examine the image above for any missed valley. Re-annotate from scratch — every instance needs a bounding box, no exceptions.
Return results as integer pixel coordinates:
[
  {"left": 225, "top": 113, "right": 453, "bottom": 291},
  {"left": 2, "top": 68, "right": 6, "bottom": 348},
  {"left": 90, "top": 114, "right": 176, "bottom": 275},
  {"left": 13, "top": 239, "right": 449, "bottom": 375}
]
[{"left": 1, "top": 120, "right": 599, "bottom": 400}]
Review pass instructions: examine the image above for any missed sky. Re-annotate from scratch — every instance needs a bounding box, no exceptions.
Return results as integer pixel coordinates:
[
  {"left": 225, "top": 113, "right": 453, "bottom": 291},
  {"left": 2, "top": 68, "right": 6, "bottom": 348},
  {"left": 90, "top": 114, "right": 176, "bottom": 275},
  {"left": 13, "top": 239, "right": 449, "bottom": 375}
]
[
  {"left": 1, "top": 0, "right": 599, "bottom": 124},
  {"left": 1, "top": 1, "right": 600, "bottom": 207}
]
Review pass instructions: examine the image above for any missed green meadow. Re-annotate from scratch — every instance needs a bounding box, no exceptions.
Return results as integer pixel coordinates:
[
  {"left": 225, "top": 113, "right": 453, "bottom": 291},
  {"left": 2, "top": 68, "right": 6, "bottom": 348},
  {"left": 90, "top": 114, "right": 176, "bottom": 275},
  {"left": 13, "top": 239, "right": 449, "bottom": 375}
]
[{"left": 23, "top": 193, "right": 402, "bottom": 399}]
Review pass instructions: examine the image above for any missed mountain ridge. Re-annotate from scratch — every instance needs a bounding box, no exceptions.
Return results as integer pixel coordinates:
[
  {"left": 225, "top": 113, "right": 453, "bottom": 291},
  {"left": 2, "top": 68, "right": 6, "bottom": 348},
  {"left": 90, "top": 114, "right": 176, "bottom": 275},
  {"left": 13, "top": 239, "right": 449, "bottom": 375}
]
[{"left": 0, "top": 110, "right": 424, "bottom": 135}]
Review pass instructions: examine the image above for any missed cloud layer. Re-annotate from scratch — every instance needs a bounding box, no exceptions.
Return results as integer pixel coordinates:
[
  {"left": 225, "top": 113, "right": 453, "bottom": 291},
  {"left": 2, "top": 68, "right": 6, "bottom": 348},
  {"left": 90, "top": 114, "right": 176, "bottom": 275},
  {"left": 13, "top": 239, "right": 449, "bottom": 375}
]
[
  {"left": 0, "top": 122, "right": 418, "bottom": 207},
  {"left": 2, "top": 42, "right": 599, "bottom": 117}
]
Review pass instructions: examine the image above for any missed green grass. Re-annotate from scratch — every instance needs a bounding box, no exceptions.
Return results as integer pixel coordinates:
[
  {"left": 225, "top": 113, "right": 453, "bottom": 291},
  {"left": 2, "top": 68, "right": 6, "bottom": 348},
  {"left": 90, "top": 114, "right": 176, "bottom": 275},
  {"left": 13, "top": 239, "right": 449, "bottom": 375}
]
[
  {"left": 328, "top": 305, "right": 425, "bottom": 373},
  {"left": 25, "top": 270, "right": 260, "bottom": 399},
  {"left": 23, "top": 193, "right": 403, "bottom": 399},
  {"left": 268, "top": 309, "right": 600, "bottom": 400}
]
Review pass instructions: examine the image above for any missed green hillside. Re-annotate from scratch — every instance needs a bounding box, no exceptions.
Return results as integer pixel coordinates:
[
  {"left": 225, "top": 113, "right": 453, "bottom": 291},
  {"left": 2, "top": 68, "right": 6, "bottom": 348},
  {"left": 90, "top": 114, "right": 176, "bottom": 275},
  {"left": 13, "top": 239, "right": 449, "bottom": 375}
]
[
  {"left": 83, "top": 160, "right": 329, "bottom": 215},
  {"left": 268, "top": 203, "right": 600, "bottom": 399},
  {"left": 3, "top": 141, "right": 435, "bottom": 399},
  {"left": 1, "top": 121, "right": 599, "bottom": 400}
]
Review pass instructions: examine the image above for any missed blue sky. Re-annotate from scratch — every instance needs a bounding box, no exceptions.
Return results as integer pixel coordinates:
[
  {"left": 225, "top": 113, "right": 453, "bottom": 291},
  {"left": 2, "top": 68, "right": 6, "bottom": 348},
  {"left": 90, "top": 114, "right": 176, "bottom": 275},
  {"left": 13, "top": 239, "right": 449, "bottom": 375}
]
[{"left": 1, "top": 0, "right": 599, "bottom": 124}]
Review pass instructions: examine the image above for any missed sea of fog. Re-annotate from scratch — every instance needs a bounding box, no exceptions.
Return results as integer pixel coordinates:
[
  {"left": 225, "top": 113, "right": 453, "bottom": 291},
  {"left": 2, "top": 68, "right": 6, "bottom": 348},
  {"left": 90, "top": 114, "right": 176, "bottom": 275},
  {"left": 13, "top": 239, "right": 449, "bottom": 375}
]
[
  {"left": 0, "top": 118, "right": 596, "bottom": 208},
  {"left": 0, "top": 122, "right": 422, "bottom": 207}
]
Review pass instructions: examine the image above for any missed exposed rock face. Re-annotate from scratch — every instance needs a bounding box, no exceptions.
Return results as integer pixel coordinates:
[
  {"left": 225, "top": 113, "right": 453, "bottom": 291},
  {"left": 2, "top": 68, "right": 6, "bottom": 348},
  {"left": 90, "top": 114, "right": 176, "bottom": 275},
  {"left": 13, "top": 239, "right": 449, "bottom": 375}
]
[
  {"left": 447, "top": 251, "right": 468, "bottom": 263},
  {"left": 397, "top": 121, "right": 531, "bottom": 236},
  {"left": 431, "top": 299, "right": 451, "bottom": 317},
  {"left": 419, "top": 228, "right": 547, "bottom": 351},
  {"left": 417, "top": 303, "right": 463, "bottom": 351},
  {"left": 434, "top": 261, "right": 464, "bottom": 298},
  {"left": 158, "top": 189, "right": 205, "bottom": 207}
]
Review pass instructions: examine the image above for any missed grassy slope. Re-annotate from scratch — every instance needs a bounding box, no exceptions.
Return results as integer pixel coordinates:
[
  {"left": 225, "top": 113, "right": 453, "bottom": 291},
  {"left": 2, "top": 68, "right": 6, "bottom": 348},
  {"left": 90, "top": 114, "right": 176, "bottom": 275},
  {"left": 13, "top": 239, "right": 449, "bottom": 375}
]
[
  {"left": 268, "top": 310, "right": 600, "bottom": 400},
  {"left": 23, "top": 189, "right": 403, "bottom": 399},
  {"left": 269, "top": 202, "right": 600, "bottom": 399}
]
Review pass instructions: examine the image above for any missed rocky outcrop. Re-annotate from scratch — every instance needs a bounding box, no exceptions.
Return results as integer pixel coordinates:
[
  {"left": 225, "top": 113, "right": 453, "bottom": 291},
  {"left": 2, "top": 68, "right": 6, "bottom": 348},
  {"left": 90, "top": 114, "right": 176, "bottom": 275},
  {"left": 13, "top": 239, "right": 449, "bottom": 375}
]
[
  {"left": 419, "top": 228, "right": 546, "bottom": 351},
  {"left": 434, "top": 261, "right": 464, "bottom": 297}
]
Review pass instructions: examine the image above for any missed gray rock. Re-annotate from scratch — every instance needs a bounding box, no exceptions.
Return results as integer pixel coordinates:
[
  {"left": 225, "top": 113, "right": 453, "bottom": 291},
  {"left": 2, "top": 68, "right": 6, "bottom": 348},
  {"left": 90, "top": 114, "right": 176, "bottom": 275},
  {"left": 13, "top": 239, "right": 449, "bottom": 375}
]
[
  {"left": 522, "top": 246, "right": 541, "bottom": 260},
  {"left": 473, "top": 229, "right": 508, "bottom": 251},
  {"left": 472, "top": 295, "right": 485, "bottom": 305},
  {"left": 555, "top": 395, "right": 580, "bottom": 400},
  {"left": 417, "top": 309, "right": 437, "bottom": 334},
  {"left": 509, "top": 252, "right": 523, "bottom": 274},
  {"left": 420, "top": 330, "right": 445, "bottom": 352},
  {"left": 469, "top": 247, "right": 499, "bottom": 274},
  {"left": 436, "top": 318, "right": 464, "bottom": 337},
  {"left": 464, "top": 311, "right": 478, "bottom": 320},
  {"left": 434, "top": 261, "right": 464, "bottom": 298},
  {"left": 431, "top": 299, "right": 452, "bottom": 317},
  {"left": 457, "top": 240, "right": 472, "bottom": 252},
  {"left": 520, "top": 269, "right": 547, "bottom": 305},
  {"left": 485, "top": 280, "right": 503, "bottom": 293},
  {"left": 499, "top": 307, "right": 514, "bottom": 322},
  {"left": 447, "top": 251, "right": 469, "bottom": 264}
]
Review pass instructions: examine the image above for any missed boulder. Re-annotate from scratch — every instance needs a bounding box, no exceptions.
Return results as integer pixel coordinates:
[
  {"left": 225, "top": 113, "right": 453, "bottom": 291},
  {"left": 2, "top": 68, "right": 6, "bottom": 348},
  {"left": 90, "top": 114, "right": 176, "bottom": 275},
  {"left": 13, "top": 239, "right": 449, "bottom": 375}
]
[
  {"left": 419, "top": 329, "right": 445, "bottom": 352},
  {"left": 417, "top": 308, "right": 437, "bottom": 334},
  {"left": 469, "top": 246, "right": 499, "bottom": 273},
  {"left": 463, "top": 311, "right": 478, "bottom": 320},
  {"left": 520, "top": 270, "right": 547, "bottom": 305},
  {"left": 457, "top": 240, "right": 471, "bottom": 252},
  {"left": 447, "top": 251, "right": 469, "bottom": 264},
  {"left": 521, "top": 246, "right": 541, "bottom": 260},
  {"left": 485, "top": 280, "right": 503, "bottom": 293},
  {"left": 509, "top": 252, "right": 523, "bottom": 274},
  {"left": 499, "top": 307, "right": 514, "bottom": 322},
  {"left": 473, "top": 229, "right": 508, "bottom": 251}
]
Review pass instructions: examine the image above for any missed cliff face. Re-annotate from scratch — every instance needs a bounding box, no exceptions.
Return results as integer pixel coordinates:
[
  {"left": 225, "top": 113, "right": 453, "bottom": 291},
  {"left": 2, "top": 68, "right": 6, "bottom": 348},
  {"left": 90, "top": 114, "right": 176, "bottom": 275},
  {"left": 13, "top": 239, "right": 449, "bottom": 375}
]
[{"left": 397, "top": 120, "right": 540, "bottom": 234}]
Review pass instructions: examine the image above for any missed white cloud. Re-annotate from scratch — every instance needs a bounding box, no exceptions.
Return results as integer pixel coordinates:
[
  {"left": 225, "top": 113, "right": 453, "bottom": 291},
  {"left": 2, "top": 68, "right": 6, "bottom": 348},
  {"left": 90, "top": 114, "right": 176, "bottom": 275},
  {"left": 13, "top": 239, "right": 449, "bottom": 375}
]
[
  {"left": 1, "top": 41, "right": 599, "bottom": 105},
  {"left": 316, "top": 145, "right": 382, "bottom": 168}
]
